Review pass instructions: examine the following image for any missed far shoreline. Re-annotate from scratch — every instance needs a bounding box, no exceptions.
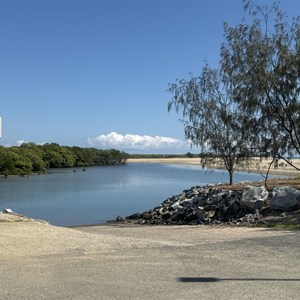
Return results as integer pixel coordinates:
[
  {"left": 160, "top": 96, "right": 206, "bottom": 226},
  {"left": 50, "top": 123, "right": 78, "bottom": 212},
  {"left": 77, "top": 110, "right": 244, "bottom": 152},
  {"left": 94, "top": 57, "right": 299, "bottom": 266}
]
[{"left": 127, "top": 157, "right": 300, "bottom": 177}]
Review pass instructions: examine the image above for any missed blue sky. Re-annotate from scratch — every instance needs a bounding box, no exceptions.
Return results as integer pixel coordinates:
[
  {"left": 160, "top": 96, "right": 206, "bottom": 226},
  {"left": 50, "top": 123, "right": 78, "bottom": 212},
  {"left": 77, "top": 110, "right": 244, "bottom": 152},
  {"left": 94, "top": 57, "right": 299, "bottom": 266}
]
[{"left": 1, "top": 0, "right": 299, "bottom": 153}]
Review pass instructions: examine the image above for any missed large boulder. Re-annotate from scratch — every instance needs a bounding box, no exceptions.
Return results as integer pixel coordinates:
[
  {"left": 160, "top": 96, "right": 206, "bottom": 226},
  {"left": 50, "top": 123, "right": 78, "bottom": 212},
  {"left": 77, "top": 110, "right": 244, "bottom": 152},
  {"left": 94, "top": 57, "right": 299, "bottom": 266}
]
[
  {"left": 240, "top": 186, "right": 269, "bottom": 212},
  {"left": 270, "top": 187, "right": 300, "bottom": 211}
]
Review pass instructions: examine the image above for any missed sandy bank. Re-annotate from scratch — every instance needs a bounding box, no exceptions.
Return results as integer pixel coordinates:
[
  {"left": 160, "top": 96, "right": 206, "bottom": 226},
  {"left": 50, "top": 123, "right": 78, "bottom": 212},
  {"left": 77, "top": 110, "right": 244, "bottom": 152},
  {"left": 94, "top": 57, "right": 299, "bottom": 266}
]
[
  {"left": 128, "top": 157, "right": 202, "bottom": 165},
  {"left": 128, "top": 157, "right": 300, "bottom": 176}
]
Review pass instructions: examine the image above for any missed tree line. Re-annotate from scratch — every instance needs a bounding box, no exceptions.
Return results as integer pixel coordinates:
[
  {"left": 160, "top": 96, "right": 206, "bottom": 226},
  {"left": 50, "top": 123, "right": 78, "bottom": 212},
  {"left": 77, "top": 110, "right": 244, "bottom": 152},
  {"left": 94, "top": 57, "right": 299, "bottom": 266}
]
[
  {"left": 0, "top": 143, "right": 129, "bottom": 176},
  {"left": 168, "top": 0, "right": 300, "bottom": 185}
]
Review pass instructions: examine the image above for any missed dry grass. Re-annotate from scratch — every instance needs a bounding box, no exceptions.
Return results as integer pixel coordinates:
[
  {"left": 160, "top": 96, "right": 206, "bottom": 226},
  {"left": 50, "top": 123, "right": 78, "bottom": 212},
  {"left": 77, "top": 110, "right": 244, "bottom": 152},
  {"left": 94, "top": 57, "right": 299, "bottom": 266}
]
[{"left": 216, "top": 176, "right": 300, "bottom": 191}]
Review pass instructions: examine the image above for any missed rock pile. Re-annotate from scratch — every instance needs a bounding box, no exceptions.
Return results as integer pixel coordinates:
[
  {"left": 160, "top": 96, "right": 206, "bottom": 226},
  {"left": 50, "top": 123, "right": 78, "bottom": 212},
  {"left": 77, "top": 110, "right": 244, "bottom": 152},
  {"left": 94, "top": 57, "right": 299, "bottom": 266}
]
[{"left": 113, "top": 185, "right": 300, "bottom": 226}]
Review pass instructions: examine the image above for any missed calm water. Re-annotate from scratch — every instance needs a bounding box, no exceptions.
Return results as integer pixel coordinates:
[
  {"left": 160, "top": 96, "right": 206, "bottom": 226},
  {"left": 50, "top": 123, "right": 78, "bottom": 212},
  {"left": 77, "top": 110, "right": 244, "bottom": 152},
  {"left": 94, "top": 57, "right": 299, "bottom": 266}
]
[{"left": 0, "top": 163, "right": 267, "bottom": 226}]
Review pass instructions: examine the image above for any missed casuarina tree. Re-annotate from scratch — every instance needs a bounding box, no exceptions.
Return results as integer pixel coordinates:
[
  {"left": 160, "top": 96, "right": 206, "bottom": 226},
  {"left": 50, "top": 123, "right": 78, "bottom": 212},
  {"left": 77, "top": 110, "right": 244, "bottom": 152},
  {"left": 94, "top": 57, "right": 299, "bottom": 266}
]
[
  {"left": 168, "top": 64, "right": 256, "bottom": 185},
  {"left": 221, "top": 0, "right": 300, "bottom": 170},
  {"left": 168, "top": 0, "right": 300, "bottom": 184}
]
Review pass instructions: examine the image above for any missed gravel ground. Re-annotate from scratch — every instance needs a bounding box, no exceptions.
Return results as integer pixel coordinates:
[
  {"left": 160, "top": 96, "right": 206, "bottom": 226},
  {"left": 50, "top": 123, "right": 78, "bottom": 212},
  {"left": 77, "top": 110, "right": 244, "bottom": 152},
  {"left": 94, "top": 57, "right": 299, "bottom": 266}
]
[{"left": 0, "top": 218, "right": 299, "bottom": 300}]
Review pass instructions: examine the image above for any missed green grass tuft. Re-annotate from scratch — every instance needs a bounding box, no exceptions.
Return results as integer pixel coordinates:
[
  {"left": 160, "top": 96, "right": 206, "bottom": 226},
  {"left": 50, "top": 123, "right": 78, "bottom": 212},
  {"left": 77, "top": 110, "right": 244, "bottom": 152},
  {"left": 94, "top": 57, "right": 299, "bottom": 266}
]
[{"left": 258, "top": 223, "right": 300, "bottom": 230}]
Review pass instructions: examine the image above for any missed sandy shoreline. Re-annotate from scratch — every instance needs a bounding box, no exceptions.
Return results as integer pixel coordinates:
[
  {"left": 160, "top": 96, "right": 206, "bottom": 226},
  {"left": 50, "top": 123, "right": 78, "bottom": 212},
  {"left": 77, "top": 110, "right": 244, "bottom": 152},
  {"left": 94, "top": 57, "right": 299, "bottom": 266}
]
[{"left": 127, "top": 157, "right": 300, "bottom": 176}]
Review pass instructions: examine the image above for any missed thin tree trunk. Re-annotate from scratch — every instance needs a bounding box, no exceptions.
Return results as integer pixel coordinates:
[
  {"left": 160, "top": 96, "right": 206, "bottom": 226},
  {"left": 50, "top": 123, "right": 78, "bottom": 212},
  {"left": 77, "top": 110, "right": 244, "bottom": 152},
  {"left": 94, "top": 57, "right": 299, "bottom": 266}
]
[
  {"left": 229, "top": 170, "right": 233, "bottom": 185},
  {"left": 264, "top": 157, "right": 275, "bottom": 188}
]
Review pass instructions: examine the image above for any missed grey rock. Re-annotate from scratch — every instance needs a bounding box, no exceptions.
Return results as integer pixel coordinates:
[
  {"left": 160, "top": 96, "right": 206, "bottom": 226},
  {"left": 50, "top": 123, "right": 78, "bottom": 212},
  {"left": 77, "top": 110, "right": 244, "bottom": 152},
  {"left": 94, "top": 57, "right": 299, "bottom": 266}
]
[
  {"left": 241, "top": 186, "right": 269, "bottom": 212},
  {"left": 116, "top": 215, "right": 124, "bottom": 222},
  {"left": 195, "top": 207, "right": 205, "bottom": 221},
  {"left": 140, "top": 212, "right": 152, "bottom": 220},
  {"left": 181, "top": 199, "right": 194, "bottom": 207},
  {"left": 171, "top": 212, "right": 186, "bottom": 222},
  {"left": 270, "top": 187, "right": 300, "bottom": 211},
  {"left": 126, "top": 213, "right": 141, "bottom": 220},
  {"left": 171, "top": 201, "right": 181, "bottom": 209},
  {"left": 161, "top": 212, "right": 172, "bottom": 220},
  {"left": 203, "top": 210, "right": 215, "bottom": 221},
  {"left": 3, "top": 208, "right": 14, "bottom": 214},
  {"left": 193, "top": 196, "right": 207, "bottom": 206},
  {"left": 186, "top": 211, "right": 198, "bottom": 221}
]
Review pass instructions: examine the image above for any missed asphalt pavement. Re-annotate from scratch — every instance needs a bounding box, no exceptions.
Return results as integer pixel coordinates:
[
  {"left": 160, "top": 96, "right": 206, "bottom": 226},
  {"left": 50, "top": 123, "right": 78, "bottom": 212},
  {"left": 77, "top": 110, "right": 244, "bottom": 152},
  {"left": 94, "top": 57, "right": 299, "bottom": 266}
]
[{"left": 0, "top": 223, "right": 299, "bottom": 299}]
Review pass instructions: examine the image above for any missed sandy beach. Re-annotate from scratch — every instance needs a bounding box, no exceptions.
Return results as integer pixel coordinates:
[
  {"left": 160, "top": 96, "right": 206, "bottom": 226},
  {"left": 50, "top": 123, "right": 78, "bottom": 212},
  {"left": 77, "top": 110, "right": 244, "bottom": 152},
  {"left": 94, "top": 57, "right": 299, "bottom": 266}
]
[{"left": 127, "top": 157, "right": 300, "bottom": 176}]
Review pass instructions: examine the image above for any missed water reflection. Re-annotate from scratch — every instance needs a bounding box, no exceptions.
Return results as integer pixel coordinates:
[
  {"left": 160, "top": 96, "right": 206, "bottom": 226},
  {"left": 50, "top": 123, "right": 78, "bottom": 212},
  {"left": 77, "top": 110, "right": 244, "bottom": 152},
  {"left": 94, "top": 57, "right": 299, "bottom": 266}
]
[{"left": 0, "top": 163, "right": 267, "bottom": 226}]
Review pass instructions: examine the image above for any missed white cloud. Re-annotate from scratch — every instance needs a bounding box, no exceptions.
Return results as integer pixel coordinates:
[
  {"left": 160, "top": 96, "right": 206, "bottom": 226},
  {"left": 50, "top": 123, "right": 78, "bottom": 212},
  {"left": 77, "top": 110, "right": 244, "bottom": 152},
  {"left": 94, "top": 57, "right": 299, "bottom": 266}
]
[{"left": 88, "top": 132, "right": 190, "bottom": 153}]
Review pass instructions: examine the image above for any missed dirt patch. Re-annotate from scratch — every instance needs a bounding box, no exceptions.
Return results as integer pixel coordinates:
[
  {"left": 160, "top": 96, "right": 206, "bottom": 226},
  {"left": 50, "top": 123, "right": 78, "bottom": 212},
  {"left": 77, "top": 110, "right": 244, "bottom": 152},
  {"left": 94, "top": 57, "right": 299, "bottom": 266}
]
[{"left": 215, "top": 177, "right": 300, "bottom": 191}]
